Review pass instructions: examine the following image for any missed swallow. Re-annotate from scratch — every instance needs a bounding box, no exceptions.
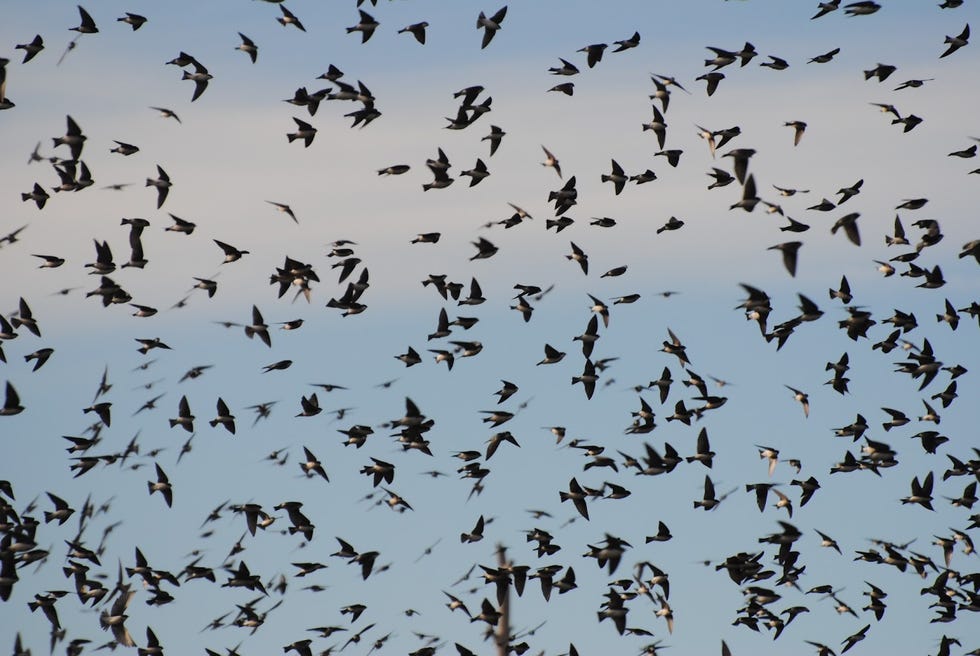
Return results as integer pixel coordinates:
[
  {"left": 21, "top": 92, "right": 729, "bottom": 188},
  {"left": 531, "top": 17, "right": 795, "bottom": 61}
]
[
  {"left": 630, "top": 169, "right": 657, "bottom": 184},
  {"left": 422, "top": 166, "right": 453, "bottom": 191},
  {"left": 840, "top": 624, "right": 870, "bottom": 654},
  {"left": 378, "top": 164, "right": 411, "bottom": 177},
  {"left": 560, "top": 478, "right": 590, "bottom": 520},
  {"left": 24, "top": 348, "right": 54, "bottom": 371},
  {"left": 648, "top": 76, "right": 672, "bottom": 112},
  {"left": 537, "top": 343, "right": 565, "bottom": 366},
  {"left": 287, "top": 117, "right": 317, "bottom": 147},
  {"left": 785, "top": 121, "right": 807, "bottom": 145},
  {"left": 181, "top": 61, "right": 213, "bottom": 101},
  {"left": 107, "top": 139, "right": 140, "bottom": 157},
  {"left": 99, "top": 589, "right": 135, "bottom": 647},
  {"left": 707, "top": 168, "right": 734, "bottom": 190},
  {"left": 541, "top": 145, "right": 562, "bottom": 178},
  {"left": 864, "top": 62, "right": 896, "bottom": 81},
  {"left": 277, "top": 5, "right": 306, "bottom": 31},
  {"left": 899, "top": 471, "right": 936, "bottom": 512},
  {"left": 768, "top": 241, "right": 802, "bottom": 276},
  {"left": 756, "top": 55, "right": 789, "bottom": 72},
  {"left": 460, "top": 515, "right": 485, "bottom": 543},
  {"left": 143, "top": 165, "right": 172, "bottom": 208},
  {"left": 693, "top": 475, "right": 720, "bottom": 510},
  {"left": 566, "top": 241, "right": 588, "bottom": 274},
  {"left": 117, "top": 13, "right": 147, "bottom": 30},
  {"left": 893, "top": 77, "right": 934, "bottom": 91},
  {"left": 697, "top": 71, "right": 725, "bottom": 95},
  {"left": 347, "top": 10, "right": 379, "bottom": 43},
  {"left": 135, "top": 337, "right": 170, "bottom": 354},
  {"left": 236, "top": 33, "right": 258, "bottom": 63},
  {"left": 52, "top": 115, "right": 86, "bottom": 161},
  {"left": 571, "top": 359, "right": 598, "bottom": 399},
  {"left": 168, "top": 396, "right": 194, "bottom": 432},
  {"left": 147, "top": 463, "right": 173, "bottom": 507},
  {"left": 573, "top": 43, "right": 605, "bottom": 69},
  {"left": 844, "top": 1, "right": 880, "bottom": 15},
  {"left": 209, "top": 398, "right": 236, "bottom": 434},
  {"left": 298, "top": 446, "right": 328, "bottom": 480},
  {"left": 549, "top": 82, "right": 575, "bottom": 96},
  {"left": 476, "top": 5, "right": 507, "bottom": 49},
  {"left": 660, "top": 328, "right": 690, "bottom": 365},
  {"left": 214, "top": 239, "right": 249, "bottom": 264},
  {"left": 836, "top": 178, "right": 863, "bottom": 204},
  {"left": 265, "top": 201, "right": 297, "bottom": 224},
  {"left": 454, "top": 278, "right": 484, "bottom": 306},
  {"left": 811, "top": 0, "right": 841, "bottom": 18},
  {"left": 940, "top": 23, "right": 970, "bottom": 58},
  {"left": 16, "top": 35, "right": 44, "bottom": 63},
  {"left": 71, "top": 5, "right": 99, "bottom": 34},
  {"left": 398, "top": 21, "right": 429, "bottom": 44},
  {"left": 11, "top": 298, "right": 40, "bottom": 336},
  {"left": 461, "top": 158, "right": 490, "bottom": 187},
  {"left": 830, "top": 212, "right": 861, "bottom": 246},
  {"left": 601, "top": 160, "right": 628, "bottom": 194}
]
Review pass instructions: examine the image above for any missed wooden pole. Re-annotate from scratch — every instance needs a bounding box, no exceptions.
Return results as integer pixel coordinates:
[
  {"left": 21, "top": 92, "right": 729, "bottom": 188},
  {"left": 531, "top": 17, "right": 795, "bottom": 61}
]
[{"left": 495, "top": 543, "right": 510, "bottom": 656}]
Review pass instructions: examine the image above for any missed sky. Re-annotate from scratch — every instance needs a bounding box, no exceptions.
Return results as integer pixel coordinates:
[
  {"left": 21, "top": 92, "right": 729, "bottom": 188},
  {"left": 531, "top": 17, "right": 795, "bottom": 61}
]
[{"left": 1, "top": 1, "right": 979, "bottom": 656}]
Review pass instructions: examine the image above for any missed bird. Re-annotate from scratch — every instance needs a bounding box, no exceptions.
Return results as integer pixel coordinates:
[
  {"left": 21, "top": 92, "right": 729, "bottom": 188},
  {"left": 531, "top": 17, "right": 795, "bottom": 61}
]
[
  {"left": 70, "top": 5, "right": 99, "bottom": 35},
  {"left": 347, "top": 10, "right": 379, "bottom": 43},
  {"left": 693, "top": 475, "right": 720, "bottom": 510},
  {"left": 560, "top": 478, "right": 590, "bottom": 520},
  {"left": 145, "top": 166, "right": 171, "bottom": 208},
  {"left": 99, "top": 589, "right": 135, "bottom": 647},
  {"left": 541, "top": 145, "right": 562, "bottom": 178},
  {"left": 118, "top": 12, "right": 147, "bottom": 30},
  {"left": 785, "top": 121, "right": 807, "bottom": 146},
  {"left": 476, "top": 6, "right": 507, "bottom": 49},
  {"left": 784, "top": 385, "right": 810, "bottom": 417},
  {"left": 168, "top": 396, "right": 195, "bottom": 432},
  {"left": 277, "top": 5, "right": 306, "bottom": 31},
  {"left": 209, "top": 398, "right": 236, "bottom": 434},
  {"left": 265, "top": 201, "right": 297, "bottom": 223},
  {"left": 182, "top": 61, "right": 213, "bottom": 102},
  {"left": 566, "top": 242, "right": 588, "bottom": 274},
  {"left": 768, "top": 241, "right": 802, "bottom": 276},
  {"left": 398, "top": 22, "right": 429, "bottom": 45},
  {"left": 482, "top": 125, "right": 505, "bottom": 156},
  {"left": 578, "top": 43, "right": 607, "bottom": 68},
  {"left": 147, "top": 463, "right": 173, "bottom": 507},
  {"left": 940, "top": 23, "right": 969, "bottom": 58},
  {"left": 150, "top": 106, "right": 181, "bottom": 123},
  {"left": 287, "top": 118, "right": 317, "bottom": 147},
  {"left": 831, "top": 212, "right": 861, "bottom": 246},
  {"left": 601, "top": 160, "right": 628, "bottom": 195},
  {"left": 809, "top": 47, "right": 840, "bottom": 63},
  {"left": 571, "top": 359, "right": 599, "bottom": 399},
  {"left": 52, "top": 115, "right": 86, "bottom": 161},
  {"left": 236, "top": 33, "right": 258, "bottom": 63},
  {"left": 216, "top": 240, "right": 250, "bottom": 264},
  {"left": 613, "top": 31, "right": 640, "bottom": 51},
  {"left": 15, "top": 35, "right": 44, "bottom": 63}
]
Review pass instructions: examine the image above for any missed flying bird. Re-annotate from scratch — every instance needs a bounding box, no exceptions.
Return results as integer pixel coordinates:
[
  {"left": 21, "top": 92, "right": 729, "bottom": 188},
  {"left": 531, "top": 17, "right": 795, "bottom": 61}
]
[
  {"left": 940, "top": 23, "right": 970, "bottom": 58},
  {"left": 476, "top": 6, "right": 507, "bottom": 49}
]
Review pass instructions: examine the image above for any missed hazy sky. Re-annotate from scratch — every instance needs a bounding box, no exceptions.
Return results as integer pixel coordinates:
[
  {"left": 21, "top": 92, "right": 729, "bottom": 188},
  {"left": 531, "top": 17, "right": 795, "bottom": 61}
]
[{"left": 1, "top": 2, "right": 978, "bottom": 656}]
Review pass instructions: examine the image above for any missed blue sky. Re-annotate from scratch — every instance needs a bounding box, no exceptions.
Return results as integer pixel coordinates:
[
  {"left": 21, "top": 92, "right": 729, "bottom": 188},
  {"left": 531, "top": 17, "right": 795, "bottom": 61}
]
[{"left": 1, "top": 2, "right": 979, "bottom": 656}]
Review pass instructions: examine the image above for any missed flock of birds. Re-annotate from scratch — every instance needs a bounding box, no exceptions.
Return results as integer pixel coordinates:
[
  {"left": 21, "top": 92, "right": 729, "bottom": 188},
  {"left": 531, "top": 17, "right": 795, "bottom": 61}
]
[{"left": 1, "top": 2, "right": 979, "bottom": 656}]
